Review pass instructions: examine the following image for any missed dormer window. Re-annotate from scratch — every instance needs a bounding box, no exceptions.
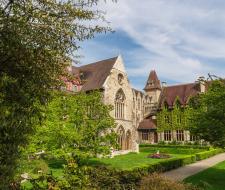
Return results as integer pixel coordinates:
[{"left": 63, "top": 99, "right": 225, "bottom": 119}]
[{"left": 118, "top": 73, "right": 124, "bottom": 85}]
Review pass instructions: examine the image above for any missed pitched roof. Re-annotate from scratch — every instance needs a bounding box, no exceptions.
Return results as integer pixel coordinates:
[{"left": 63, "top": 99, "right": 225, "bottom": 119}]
[
  {"left": 71, "top": 57, "right": 118, "bottom": 91},
  {"left": 138, "top": 119, "right": 157, "bottom": 130},
  {"left": 144, "top": 70, "right": 161, "bottom": 91},
  {"left": 159, "top": 83, "right": 200, "bottom": 107}
]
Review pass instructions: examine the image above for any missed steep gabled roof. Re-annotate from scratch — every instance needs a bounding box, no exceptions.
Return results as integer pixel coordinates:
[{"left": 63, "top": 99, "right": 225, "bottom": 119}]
[
  {"left": 159, "top": 83, "right": 200, "bottom": 108},
  {"left": 71, "top": 56, "right": 118, "bottom": 91},
  {"left": 138, "top": 118, "right": 157, "bottom": 130},
  {"left": 144, "top": 70, "right": 161, "bottom": 91}
]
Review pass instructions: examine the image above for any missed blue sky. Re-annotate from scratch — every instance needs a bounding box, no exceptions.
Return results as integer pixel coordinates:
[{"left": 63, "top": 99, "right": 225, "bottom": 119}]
[{"left": 78, "top": 0, "right": 225, "bottom": 90}]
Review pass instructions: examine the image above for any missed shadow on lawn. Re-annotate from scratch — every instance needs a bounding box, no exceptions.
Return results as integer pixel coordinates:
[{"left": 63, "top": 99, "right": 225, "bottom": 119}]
[{"left": 184, "top": 167, "right": 225, "bottom": 190}]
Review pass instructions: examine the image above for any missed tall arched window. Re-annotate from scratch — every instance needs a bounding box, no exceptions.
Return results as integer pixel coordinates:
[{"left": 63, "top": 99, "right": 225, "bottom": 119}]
[{"left": 115, "top": 89, "right": 126, "bottom": 119}]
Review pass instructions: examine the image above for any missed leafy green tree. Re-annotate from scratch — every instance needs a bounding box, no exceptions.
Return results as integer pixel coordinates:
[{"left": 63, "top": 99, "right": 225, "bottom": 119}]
[
  {"left": 189, "top": 80, "right": 225, "bottom": 148},
  {"left": 20, "top": 91, "right": 117, "bottom": 189},
  {"left": 27, "top": 91, "right": 117, "bottom": 158},
  {"left": 0, "top": 0, "right": 112, "bottom": 187}
]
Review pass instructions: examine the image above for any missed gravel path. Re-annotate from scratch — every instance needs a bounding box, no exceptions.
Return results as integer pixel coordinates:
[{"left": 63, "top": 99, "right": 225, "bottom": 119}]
[{"left": 162, "top": 153, "right": 225, "bottom": 181}]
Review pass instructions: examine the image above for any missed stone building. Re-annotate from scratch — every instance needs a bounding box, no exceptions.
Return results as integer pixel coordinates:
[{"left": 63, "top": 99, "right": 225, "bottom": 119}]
[
  {"left": 67, "top": 56, "right": 152, "bottom": 153},
  {"left": 66, "top": 55, "right": 206, "bottom": 152},
  {"left": 138, "top": 69, "right": 206, "bottom": 144}
]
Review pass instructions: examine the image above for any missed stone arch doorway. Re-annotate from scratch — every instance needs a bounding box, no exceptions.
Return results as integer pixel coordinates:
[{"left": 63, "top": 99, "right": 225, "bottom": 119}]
[
  {"left": 117, "top": 126, "right": 125, "bottom": 150},
  {"left": 125, "top": 130, "right": 132, "bottom": 150}
]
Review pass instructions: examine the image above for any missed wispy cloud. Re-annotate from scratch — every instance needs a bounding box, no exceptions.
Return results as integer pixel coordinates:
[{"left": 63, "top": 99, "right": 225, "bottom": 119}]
[{"left": 80, "top": 0, "right": 225, "bottom": 89}]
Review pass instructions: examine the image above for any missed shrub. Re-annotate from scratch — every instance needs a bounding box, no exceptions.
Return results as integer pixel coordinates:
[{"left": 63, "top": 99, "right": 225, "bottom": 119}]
[
  {"left": 195, "top": 149, "right": 223, "bottom": 161},
  {"left": 138, "top": 173, "right": 201, "bottom": 190},
  {"left": 32, "top": 159, "right": 49, "bottom": 174},
  {"left": 140, "top": 144, "right": 210, "bottom": 150},
  {"left": 158, "top": 141, "right": 166, "bottom": 145}
]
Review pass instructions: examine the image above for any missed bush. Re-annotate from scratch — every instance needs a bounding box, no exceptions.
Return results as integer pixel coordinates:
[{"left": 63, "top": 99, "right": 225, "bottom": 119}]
[
  {"left": 140, "top": 144, "right": 210, "bottom": 150},
  {"left": 140, "top": 147, "right": 203, "bottom": 155},
  {"left": 138, "top": 173, "right": 200, "bottom": 190},
  {"left": 132, "top": 155, "right": 196, "bottom": 174},
  {"left": 16, "top": 159, "right": 49, "bottom": 177},
  {"left": 195, "top": 149, "right": 223, "bottom": 161},
  {"left": 158, "top": 141, "right": 166, "bottom": 145},
  {"left": 87, "top": 166, "right": 142, "bottom": 190}
]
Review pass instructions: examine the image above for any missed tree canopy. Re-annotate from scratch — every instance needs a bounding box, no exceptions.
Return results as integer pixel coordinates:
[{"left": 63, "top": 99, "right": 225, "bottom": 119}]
[
  {"left": 0, "top": 0, "right": 112, "bottom": 187},
  {"left": 189, "top": 80, "right": 225, "bottom": 148},
  {"left": 17, "top": 91, "right": 117, "bottom": 189},
  {"left": 26, "top": 91, "right": 117, "bottom": 159}
]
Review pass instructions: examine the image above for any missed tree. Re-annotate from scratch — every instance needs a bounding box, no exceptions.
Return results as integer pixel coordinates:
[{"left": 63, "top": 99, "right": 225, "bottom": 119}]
[
  {"left": 0, "top": 0, "right": 112, "bottom": 187},
  {"left": 20, "top": 91, "right": 117, "bottom": 189},
  {"left": 189, "top": 80, "right": 225, "bottom": 148},
  {"left": 27, "top": 91, "right": 117, "bottom": 158}
]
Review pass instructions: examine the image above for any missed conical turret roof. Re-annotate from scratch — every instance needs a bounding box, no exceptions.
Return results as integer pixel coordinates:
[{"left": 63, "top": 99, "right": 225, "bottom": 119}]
[{"left": 144, "top": 70, "right": 161, "bottom": 91}]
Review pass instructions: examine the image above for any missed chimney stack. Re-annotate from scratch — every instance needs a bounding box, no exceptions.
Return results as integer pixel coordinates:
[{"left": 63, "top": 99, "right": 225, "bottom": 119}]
[{"left": 197, "top": 76, "right": 206, "bottom": 93}]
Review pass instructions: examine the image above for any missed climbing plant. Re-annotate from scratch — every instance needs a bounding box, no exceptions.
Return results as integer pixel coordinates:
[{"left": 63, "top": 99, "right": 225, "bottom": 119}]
[{"left": 157, "top": 97, "right": 192, "bottom": 132}]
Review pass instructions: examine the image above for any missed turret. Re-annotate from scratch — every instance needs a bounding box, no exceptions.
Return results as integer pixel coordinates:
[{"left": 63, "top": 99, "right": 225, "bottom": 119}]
[{"left": 144, "top": 70, "right": 162, "bottom": 104}]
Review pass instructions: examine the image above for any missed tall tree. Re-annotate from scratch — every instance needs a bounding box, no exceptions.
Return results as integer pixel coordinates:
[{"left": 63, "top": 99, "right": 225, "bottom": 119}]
[
  {"left": 20, "top": 91, "right": 117, "bottom": 189},
  {"left": 189, "top": 80, "right": 225, "bottom": 148},
  {"left": 0, "top": 0, "right": 112, "bottom": 187},
  {"left": 27, "top": 91, "right": 117, "bottom": 158}
]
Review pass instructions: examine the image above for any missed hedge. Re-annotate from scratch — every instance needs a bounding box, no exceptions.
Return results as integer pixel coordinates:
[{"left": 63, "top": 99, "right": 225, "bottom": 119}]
[
  {"left": 99, "top": 149, "right": 223, "bottom": 189},
  {"left": 88, "top": 155, "right": 197, "bottom": 189},
  {"left": 130, "top": 155, "right": 196, "bottom": 175},
  {"left": 139, "top": 144, "right": 211, "bottom": 150},
  {"left": 195, "top": 148, "right": 223, "bottom": 161},
  {"left": 83, "top": 148, "right": 223, "bottom": 189}
]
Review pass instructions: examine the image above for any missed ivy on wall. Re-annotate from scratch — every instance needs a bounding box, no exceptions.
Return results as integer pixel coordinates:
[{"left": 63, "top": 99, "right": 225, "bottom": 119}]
[{"left": 156, "top": 98, "right": 192, "bottom": 132}]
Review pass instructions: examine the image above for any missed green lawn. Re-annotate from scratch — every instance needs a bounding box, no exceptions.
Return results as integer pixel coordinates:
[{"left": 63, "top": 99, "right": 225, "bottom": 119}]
[
  {"left": 89, "top": 147, "right": 205, "bottom": 170},
  {"left": 20, "top": 146, "right": 208, "bottom": 189},
  {"left": 185, "top": 160, "right": 225, "bottom": 190}
]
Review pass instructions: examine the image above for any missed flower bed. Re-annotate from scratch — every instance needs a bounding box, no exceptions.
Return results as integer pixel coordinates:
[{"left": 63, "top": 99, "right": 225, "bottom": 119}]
[{"left": 148, "top": 153, "right": 171, "bottom": 159}]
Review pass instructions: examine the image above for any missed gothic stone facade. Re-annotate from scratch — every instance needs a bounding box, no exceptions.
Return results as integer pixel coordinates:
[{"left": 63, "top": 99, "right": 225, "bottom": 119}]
[{"left": 67, "top": 56, "right": 205, "bottom": 152}]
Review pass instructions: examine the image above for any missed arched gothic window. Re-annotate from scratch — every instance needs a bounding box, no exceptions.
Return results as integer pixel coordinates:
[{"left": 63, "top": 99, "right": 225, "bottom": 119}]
[{"left": 115, "top": 89, "right": 126, "bottom": 119}]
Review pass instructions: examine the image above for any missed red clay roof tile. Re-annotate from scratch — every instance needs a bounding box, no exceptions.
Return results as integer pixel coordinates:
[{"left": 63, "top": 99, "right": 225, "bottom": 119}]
[{"left": 159, "top": 83, "right": 200, "bottom": 107}]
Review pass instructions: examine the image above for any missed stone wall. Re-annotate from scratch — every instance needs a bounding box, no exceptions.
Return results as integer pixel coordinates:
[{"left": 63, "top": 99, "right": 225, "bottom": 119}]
[{"left": 102, "top": 56, "right": 138, "bottom": 152}]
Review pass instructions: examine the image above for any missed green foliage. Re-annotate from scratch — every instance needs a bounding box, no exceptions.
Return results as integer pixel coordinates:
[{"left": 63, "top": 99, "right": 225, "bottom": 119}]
[
  {"left": 0, "top": 0, "right": 113, "bottom": 187},
  {"left": 140, "top": 147, "right": 205, "bottom": 155},
  {"left": 89, "top": 147, "right": 205, "bottom": 171},
  {"left": 20, "top": 146, "right": 220, "bottom": 189},
  {"left": 90, "top": 147, "right": 221, "bottom": 172},
  {"left": 139, "top": 173, "right": 200, "bottom": 190},
  {"left": 19, "top": 91, "right": 117, "bottom": 189},
  {"left": 195, "top": 149, "right": 224, "bottom": 161},
  {"left": 26, "top": 91, "right": 117, "bottom": 159},
  {"left": 157, "top": 98, "right": 191, "bottom": 132},
  {"left": 140, "top": 144, "right": 211, "bottom": 150},
  {"left": 189, "top": 80, "right": 225, "bottom": 148}
]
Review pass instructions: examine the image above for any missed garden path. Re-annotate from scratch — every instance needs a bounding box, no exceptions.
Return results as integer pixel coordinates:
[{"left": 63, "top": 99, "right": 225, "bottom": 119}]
[{"left": 162, "top": 153, "right": 225, "bottom": 181}]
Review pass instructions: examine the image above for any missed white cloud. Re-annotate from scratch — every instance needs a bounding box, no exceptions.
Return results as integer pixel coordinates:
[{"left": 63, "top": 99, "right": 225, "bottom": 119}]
[{"left": 95, "top": 0, "right": 225, "bottom": 83}]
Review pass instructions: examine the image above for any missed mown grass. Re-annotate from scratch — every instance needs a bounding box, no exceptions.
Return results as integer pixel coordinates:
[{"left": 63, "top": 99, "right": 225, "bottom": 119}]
[
  {"left": 19, "top": 146, "right": 207, "bottom": 189},
  {"left": 89, "top": 147, "right": 205, "bottom": 170},
  {"left": 184, "top": 160, "right": 225, "bottom": 190}
]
